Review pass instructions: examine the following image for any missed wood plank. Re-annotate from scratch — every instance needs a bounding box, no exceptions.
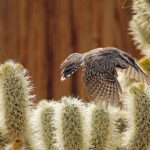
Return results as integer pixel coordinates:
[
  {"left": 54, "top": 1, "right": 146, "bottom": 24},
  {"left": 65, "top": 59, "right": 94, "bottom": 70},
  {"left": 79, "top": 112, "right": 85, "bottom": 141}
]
[
  {"left": 27, "top": 0, "right": 50, "bottom": 101},
  {"left": 48, "top": 0, "right": 72, "bottom": 100},
  {"left": 0, "top": 0, "right": 19, "bottom": 61}
]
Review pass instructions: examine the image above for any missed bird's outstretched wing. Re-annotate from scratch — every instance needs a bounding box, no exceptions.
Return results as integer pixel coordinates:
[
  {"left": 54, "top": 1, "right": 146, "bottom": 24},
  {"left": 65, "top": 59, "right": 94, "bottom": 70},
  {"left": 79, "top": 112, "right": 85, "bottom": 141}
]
[
  {"left": 60, "top": 53, "right": 83, "bottom": 81},
  {"left": 82, "top": 54, "right": 122, "bottom": 107}
]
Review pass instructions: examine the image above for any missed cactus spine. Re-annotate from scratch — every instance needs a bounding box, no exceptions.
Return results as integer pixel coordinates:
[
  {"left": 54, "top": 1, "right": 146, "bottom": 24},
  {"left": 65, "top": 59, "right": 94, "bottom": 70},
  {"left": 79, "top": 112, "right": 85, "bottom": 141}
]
[
  {"left": 0, "top": 61, "right": 33, "bottom": 150},
  {"left": 123, "top": 83, "right": 150, "bottom": 150}
]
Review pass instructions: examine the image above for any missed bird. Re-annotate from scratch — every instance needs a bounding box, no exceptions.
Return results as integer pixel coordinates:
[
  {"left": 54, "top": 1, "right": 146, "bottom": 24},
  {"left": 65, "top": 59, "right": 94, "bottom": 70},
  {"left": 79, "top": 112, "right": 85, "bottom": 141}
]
[{"left": 60, "top": 47, "right": 148, "bottom": 107}]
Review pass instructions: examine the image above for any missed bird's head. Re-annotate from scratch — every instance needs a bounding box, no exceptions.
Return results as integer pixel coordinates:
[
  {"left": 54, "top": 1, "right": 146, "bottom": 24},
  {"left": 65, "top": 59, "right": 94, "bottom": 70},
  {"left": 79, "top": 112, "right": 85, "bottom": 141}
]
[
  {"left": 103, "top": 47, "right": 129, "bottom": 69},
  {"left": 106, "top": 47, "right": 139, "bottom": 71}
]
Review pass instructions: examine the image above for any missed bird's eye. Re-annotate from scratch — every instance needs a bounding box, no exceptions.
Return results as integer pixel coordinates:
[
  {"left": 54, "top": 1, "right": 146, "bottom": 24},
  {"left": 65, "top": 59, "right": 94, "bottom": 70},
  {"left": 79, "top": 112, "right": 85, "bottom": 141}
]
[{"left": 116, "top": 62, "right": 127, "bottom": 69}]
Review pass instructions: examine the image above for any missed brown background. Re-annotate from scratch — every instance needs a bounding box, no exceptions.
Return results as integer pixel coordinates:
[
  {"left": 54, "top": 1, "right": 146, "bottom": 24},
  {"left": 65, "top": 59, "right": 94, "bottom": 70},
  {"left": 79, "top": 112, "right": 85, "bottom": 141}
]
[{"left": 0, "top": 0, "right": 141, "bottom": 102}]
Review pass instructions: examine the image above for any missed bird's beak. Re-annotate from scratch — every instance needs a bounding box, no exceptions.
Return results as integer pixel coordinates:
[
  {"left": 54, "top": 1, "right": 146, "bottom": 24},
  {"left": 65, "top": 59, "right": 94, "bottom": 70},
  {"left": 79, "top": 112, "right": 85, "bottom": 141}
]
[
  {"left": 133, "top": 63, "right": 146, "bottom": 75},
  {"left": 133, "top": 63, "right": 140, "bottom": 72}
]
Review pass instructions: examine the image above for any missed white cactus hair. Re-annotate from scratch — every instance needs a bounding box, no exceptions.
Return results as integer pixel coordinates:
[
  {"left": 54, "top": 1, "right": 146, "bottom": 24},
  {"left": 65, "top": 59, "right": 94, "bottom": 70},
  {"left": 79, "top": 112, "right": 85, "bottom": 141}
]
[{"left": 0, "top": 60, "right": 34, "bottom": 147}]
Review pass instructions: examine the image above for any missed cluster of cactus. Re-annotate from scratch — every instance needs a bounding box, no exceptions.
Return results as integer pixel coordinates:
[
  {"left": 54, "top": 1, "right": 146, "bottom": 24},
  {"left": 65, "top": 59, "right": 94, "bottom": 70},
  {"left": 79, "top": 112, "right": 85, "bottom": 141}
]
[
  {"left": 129, "top": 0, "right": 150, "bottom": 55},
  {"left": 30, "top": 97, "right": 117, "bottom": 150},
  {"left": 0, "top": 59, "right": 149, "bottom": 150}
]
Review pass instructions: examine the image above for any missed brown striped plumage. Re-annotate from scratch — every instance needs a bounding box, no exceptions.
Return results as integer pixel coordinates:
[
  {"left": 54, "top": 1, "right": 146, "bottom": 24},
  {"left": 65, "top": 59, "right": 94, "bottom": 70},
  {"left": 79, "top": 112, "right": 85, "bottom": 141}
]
[{"left": 60, "top": 47, "right": 148, "bottom": 107}]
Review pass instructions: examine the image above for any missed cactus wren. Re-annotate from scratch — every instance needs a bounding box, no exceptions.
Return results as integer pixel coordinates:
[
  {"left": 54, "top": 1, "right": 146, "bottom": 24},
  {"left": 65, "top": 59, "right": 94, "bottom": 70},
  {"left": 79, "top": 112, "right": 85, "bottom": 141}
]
[{"left": 60, "top": 47, "right": 148, "bottom": 107}]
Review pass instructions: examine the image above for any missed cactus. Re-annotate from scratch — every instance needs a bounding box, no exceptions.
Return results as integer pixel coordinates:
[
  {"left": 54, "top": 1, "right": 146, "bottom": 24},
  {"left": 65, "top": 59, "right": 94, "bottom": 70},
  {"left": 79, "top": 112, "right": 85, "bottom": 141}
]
[
  {"left": 0, "top": 61, "right": 33, "bottom": 150},
  {"left": 31, "top": 100, "right": 57, "bottom": 150},
  {"left": 54, "top": 96, "right": 89, "bottom": 150},
  {"left": 139, "top": 56, "right": 150, "bottom": 73},
  {"left": 138, "top": 56, "right": 150, "bottom": 84},
  {"left": 61, "top": 100, "right": 83, "bottom": 150},
  {"left": 129, "top": 0, "right": 150, "bottom": 55},
  {"left": 0, "top": 60, "right": 149, "bottom": 149},
  {"left": 123, "top": 83, "right": 150, "bottom": 150},
  {"left": 88, "top": 104, "right": 117, "bottom": 150},
  {"left": 31, "top": 97, "right": 119, "bottom": 150}
]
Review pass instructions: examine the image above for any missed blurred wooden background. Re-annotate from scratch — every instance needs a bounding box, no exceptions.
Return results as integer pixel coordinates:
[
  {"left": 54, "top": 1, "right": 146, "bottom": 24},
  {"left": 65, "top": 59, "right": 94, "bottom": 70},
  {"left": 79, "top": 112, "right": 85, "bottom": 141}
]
[{"left": 0, "top": 0, "right": 141, "bottom": 102}]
